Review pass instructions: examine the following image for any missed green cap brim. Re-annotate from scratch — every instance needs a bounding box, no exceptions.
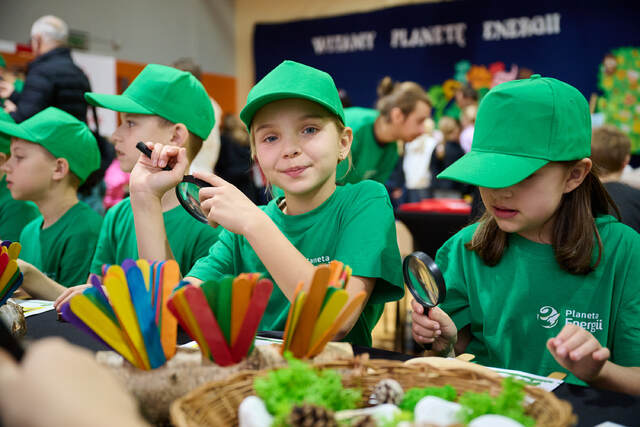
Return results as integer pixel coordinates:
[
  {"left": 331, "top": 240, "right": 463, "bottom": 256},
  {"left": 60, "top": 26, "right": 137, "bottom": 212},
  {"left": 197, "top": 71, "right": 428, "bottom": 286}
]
[
  {"left": 437, "top": 150, "right": 550, "bottom": 188},
  {"left": 240, "top": 92, "right": 345, "bottom": 130},
  {"left": 0, "top": 120, "right": 34, "bottom": 142},
  {"left": 84, "top": 92, "right": 153, "bottom": 115}
]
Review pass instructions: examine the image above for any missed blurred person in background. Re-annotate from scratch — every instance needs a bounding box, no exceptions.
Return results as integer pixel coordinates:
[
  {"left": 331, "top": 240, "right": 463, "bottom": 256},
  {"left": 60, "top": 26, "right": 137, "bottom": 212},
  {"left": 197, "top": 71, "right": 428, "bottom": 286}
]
[
  {"left": 171, "top": 57, "right": 222, "bottom": 174},
  {"left": 591, "top": 125, "right": 640, "bottom": 232},
  {"left": 430, "top": 116, "right": 466, "bottom": 198},
  {"left": 403, "top": 117, "right": 440, "bottom": 202},
  {"left": 0, "top": 15, "right": 90, "bottom": 123}
]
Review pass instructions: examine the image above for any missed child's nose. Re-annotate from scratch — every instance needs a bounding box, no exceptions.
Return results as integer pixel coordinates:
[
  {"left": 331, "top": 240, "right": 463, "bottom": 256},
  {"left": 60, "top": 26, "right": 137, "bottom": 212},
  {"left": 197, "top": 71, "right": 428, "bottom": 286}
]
[{"left": 281, "top": 137, "right": 301, "bottom": 158}]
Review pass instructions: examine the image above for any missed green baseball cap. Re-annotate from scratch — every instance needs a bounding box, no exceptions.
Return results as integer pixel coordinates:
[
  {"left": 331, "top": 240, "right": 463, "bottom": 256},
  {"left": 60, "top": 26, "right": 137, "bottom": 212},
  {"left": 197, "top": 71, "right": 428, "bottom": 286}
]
[
  {"left": 438, "top": 74, "right": 591, "bottom": 188},
  {"left": 85, "top": 64, "right": 214, "bottom": 140},
  {"left": 0, "top": 107, "right": 100, "bottom": 183},
  {"left": 240, "top": 60, "right": 345, "bottom": 129},
  {"left": 0, "top": 110, "right": 15, "bottom": 154}
]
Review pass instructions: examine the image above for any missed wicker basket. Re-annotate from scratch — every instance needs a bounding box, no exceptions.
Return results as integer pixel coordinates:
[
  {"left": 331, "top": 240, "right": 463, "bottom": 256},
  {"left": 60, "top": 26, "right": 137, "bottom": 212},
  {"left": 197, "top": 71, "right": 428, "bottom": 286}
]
[{"left": 171, "top": 356, "right": 576, "bottom": 427}]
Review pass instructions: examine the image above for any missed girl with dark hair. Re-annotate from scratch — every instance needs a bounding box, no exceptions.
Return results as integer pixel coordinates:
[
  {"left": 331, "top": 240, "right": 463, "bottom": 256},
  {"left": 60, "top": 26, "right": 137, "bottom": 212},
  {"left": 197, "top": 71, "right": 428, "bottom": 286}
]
[{"left": 411, "top": 75, "right": 640, "bottom": 395}]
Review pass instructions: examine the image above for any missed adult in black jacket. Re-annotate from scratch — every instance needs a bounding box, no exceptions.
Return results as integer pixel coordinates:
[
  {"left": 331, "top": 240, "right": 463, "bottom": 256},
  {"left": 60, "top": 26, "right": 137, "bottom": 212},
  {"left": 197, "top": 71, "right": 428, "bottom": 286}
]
[{"left": 0, "top": 15, "right": 90, "bottom": 123}]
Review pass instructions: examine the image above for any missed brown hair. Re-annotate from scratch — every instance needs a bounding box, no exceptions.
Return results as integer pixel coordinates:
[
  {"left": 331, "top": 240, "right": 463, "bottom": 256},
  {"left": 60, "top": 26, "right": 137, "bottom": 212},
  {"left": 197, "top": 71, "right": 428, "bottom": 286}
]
[
  {"left": 591, "top": 125, "right": 631, "bottom": 174},
  {"left": 465, "top": 162, "right": 620, "bottom": 275},
  {"left": 438, "top": 116, "right": 461, "bottom": 141},
  {"left": 376, "top": 77, "right": 432, "bottom": 120},
  {"left": 171, "top": 57, "right": 202, "bottom": 81},
  {"left": 221, "top": 114, "right": 250, "bottom": 147},
  {"left": 157, "top": 117, "right": 203, "bottom": 161}
]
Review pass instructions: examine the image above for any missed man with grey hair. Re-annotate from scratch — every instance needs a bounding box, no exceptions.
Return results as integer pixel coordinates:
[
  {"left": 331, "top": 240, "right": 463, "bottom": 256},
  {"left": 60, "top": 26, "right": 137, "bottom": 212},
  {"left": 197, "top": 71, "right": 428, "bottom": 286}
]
[{"left": 0, "top": 15, "right": 90, "bottom": 122}]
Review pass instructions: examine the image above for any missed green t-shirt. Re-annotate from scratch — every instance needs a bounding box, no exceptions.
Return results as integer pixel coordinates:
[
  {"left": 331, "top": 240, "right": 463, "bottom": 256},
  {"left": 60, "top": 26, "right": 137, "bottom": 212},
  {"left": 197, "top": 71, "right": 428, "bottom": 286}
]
[
  {"left": 0, "top": 176, "right": 40, "bottom": 242},
  {"left": 437, "top": 215, "right": 640, "bottom": 385},
  {"left": 187, "top": 180, "right": 405, "bottom": 346},
  {"left": 19, "top": 202, "right": 103, "bottom": 286},
  {"left": 336, "top": 107, "right": 399, "bottom": 185},
  {"left": 90, "top": 198, "right": 222, "bottom": 278}
]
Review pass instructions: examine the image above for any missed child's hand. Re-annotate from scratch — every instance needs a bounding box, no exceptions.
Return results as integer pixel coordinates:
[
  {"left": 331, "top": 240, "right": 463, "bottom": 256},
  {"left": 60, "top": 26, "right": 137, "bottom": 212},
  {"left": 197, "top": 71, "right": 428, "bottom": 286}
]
[
  {"left": 129, "top": 142, "right": 188, "bottom": 200},
  {"left": 547, "top": 323, "right": 610, "bottom": 383},
  {"left": 54, "top": 284, "right": 91, "bottom": 312},
  {"left": 193, "top": 171, "right": 268, "bottom": 234},
  {"left": 411, "top": 300, "right": 457, "bottom": 355}
]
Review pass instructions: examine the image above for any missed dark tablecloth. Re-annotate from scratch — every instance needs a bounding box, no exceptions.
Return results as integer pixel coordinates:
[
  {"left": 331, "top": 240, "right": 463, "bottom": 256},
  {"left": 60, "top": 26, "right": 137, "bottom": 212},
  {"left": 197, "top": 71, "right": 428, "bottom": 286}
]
[{"left": 25, "top": 310, "right": 640, "bottom": 427}]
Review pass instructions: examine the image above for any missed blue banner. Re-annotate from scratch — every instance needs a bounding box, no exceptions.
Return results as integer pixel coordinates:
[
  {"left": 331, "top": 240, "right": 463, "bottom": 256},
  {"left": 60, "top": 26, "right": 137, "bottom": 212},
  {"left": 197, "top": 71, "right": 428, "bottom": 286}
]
[{"left": 253, "top": 0, "right": 640, "bottom": 108}]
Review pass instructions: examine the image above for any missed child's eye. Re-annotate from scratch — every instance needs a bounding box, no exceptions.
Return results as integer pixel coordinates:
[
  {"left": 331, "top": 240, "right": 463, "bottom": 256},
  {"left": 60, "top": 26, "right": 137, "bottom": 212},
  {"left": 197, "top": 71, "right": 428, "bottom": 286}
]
[
  {"left": 14, "top": 155, "right": 24, "bottom": 161},
  {"left": 302, "top": 126, "right": 319, "bottom": 135},
  {"left": 127, "top": 120, "right": 135, "bottom": 128},
  {"left": 263, "top": 135, "right": 278, "bottom": 143}
]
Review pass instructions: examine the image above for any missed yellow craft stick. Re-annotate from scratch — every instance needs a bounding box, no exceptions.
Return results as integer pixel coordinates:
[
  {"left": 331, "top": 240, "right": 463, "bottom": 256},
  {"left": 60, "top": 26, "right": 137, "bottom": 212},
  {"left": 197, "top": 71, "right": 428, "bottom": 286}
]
[
  {"left": 160, "top": 260, "right": 179, "bottom": 359},
  {"left": 103, "top": 267, "right": 151, "bottom": 370},
  {"left": 0, "top": 260, "right": 17, "bottom": 288},
  {"left": 308, "top": 289, "right": 349, "bottom": 350},
  {"left": 70, "top": 294, "right": 140, "bottom": 367},
  {"left": 289, "top": 265, "right": 331, "bottom": 357},
  {"left": 136, "top": 259, "right": 151, "bottom": 292},
  {"left": 230, "top": 276, "right": 255, "bottom": 346},
  {"left": 173, "top": 287, "right": 211, "bottom": 359},
  {"left": 0, "top": 247, "right": 7, "bottom": 256},
  {"left": 8, "top": 242, "right": 21, "bottom": 260},
  {"left": 284, "top": 291, "right": 306, "bottom": 353},
  {"left": 280, "top": 281, "right": 303, "bottom": 355},
  {"left": 307, "top": 291, "right": 367, "bottom": 358}
]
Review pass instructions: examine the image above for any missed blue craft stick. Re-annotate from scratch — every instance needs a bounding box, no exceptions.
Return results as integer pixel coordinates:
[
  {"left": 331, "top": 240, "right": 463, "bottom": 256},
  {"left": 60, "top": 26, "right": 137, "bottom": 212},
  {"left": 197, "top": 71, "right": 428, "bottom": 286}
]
[
  {"left": 153, "top": 261, "right": 165, "bottom": 316},
  {"left": 125, "top": 263, "right": 166, "bottom": 368}
]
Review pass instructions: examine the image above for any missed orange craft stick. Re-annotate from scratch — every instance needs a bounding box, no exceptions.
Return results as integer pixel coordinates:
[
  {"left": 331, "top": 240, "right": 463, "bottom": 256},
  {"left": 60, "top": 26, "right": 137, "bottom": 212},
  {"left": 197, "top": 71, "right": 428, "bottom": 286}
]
[
  {"left": 327, "top": 260, "right": 344, "bottom": 287},
  {"left": 306, "top": 291, "right": 367, "bottom": 358},
  {"left": 160, "top": 260, "right": 180, "bottom": 359},
  {"left": 288, "top": 265, "right": 331, "bottom": 357},
  {"left": 230, "top": 276, "right": 256, "bottom": 346}
]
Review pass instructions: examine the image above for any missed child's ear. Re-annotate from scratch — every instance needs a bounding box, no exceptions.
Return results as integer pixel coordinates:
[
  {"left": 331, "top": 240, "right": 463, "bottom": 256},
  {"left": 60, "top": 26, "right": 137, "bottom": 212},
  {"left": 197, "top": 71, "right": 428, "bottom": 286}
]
[
  {"left": 390, "top": 107, "right": 405, "bottom": 125},
  {"left": 52, "top": 158, "right": 71, "bottom": 182},
  {"left": 338, "top": 126, "right": 353, "bottom": 161},
  {"left": 564, "top": 158, "right": 592, "bottom": 193},
  {"left": 170, "top": 123, "right": 189, "bottom": 148}
]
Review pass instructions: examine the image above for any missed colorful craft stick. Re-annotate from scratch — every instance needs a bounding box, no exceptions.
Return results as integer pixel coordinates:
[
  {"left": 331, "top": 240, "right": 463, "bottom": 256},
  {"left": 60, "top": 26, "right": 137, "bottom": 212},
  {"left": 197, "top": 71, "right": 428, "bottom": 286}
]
[
  {"left": 283, "top": 290, "right": 307, "bottom": 353},
  {"left": 183, "top": 285, "right": 234, "bottom": 366},
  {"left": 125, "top": 261, "right": 165, "bottom": 368},
  {"left": 171, "top": 286, "right": 211, "bottom": 359},
  {"left": 70, "top": 294, "right": 139, "bottom": 366},
  {"left": 212, "top": 276, "right": 233, "bottom": 344},
  {"left": 0, "top": 272, "right": 22, "bottom": 305},
  {"left": 8, "top": 242, "right": 21, "bottom": 260},
  {"left": 309, "top": 289, "right": 349, "bottom": 350},
  {"left": 230, "top": 276, "right": 255, "bottom": 346},
  {"left": 160, "top": 260, "right": 178, "bottom": 358},
  {"left": 306, "top": 291, "right": 367, "bottom": 358},
  {"left": 60, "top": 301, "right": 112, "bottom": 350},
  {"left": 231, "top": 279, "right": 273, "bottom": 362},
  {"left": 103, "top": 267, "right": 150, "bottom": 370},
  {"left": 135, "top": 259, "right": 151, "bottom": 292},
  {"left": 289, "top": 265, "right": 331, "bottom": 356}
]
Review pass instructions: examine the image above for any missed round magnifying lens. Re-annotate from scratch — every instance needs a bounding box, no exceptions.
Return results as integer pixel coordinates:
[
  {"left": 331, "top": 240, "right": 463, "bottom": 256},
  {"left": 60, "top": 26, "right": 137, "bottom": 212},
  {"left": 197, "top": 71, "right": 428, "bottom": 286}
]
[
  {"left": 175, "top": 175, "right": 212, "bottom": 224},
  {"left": 403, "top": 251, "right": 446, "bottom": 311}
]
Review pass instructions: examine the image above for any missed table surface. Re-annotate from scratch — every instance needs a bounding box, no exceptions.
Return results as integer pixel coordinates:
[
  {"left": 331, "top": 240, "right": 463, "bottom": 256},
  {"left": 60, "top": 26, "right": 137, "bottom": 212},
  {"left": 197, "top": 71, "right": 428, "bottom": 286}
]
[{"left": 25, "top": 309, "right": 640, "bottom": 427}]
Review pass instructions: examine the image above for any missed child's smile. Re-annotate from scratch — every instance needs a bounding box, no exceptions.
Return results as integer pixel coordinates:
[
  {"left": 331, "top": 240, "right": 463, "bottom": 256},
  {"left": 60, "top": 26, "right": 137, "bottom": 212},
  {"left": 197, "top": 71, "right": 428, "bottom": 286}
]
[{"left": 252, "top": 98, "right": 352, "bottom": 213}]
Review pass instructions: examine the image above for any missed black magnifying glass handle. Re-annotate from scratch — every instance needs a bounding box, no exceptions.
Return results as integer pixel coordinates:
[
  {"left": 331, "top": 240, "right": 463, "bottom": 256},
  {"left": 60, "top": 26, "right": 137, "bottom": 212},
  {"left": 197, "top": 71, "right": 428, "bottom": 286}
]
[{"left": 135, "top": 142, "right": 172, "bottom": 171}]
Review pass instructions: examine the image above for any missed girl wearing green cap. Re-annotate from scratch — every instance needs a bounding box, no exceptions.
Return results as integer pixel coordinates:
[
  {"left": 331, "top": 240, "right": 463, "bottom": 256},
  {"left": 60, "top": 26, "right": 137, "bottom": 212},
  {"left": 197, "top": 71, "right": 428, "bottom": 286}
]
[
  {"left": 411, "top": 75, "right": 640, "bottom": 394},
  {"left": 336, "top": 76, "right": 432, "bottom": 185},
  {"left": 129, "top": 60, "right": 404, "bottom": 346}
]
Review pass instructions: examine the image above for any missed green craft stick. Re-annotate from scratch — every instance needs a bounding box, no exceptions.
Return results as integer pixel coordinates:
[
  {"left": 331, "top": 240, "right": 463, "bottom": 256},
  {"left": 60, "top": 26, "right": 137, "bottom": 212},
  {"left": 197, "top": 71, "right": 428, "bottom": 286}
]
[{"left": 212, "top": 276, "right": 234, "bottom": 345}]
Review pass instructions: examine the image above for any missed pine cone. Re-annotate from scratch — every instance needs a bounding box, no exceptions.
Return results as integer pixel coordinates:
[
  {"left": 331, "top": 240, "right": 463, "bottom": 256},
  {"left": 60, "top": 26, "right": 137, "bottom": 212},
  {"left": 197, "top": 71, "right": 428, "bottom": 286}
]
[
  {"left": 288, "top": 403, "right": 337, "bottom": 427},
  {"left": 369, "top": 378, "right": 404, "bottom": 405},
  {"left": 353, "top": 415, "right": 377, "bottom": 427}
]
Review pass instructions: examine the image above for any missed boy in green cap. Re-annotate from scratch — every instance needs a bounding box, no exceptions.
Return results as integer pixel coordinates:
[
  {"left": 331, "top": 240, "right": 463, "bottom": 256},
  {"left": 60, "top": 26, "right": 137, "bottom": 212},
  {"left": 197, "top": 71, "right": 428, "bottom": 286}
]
[
  {"left": 0, "top": 110, "right": 39, "bottom": 241},
  {"left": 0, "top": 107, "right": 103, "bottom": 294},
  {"left": 128, "top": 60, "right": 404, "bottom": 346},
  {"left": 54, "top": 64, "right": 221, "bottom": 307},
  {"left": 411, "top": 75, "right": 640, "bottom": 394}
]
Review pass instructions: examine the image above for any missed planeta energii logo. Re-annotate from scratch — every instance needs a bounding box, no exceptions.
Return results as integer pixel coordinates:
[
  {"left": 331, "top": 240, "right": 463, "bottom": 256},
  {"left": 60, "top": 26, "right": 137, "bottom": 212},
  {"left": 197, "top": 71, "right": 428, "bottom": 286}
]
[{"left": 537, "top": 306, "right": 560, "bottom": 328}]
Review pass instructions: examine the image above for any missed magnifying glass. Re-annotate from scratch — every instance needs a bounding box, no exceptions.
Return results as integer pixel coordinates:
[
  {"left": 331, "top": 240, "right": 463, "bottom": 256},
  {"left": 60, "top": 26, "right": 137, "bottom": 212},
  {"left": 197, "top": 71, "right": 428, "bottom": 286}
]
[
  {"left": 403, "top": 251, "right": 446, "bottom": 349},
  {"left": 135, "top": 142, "right": 212, "bottom": 223}
]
